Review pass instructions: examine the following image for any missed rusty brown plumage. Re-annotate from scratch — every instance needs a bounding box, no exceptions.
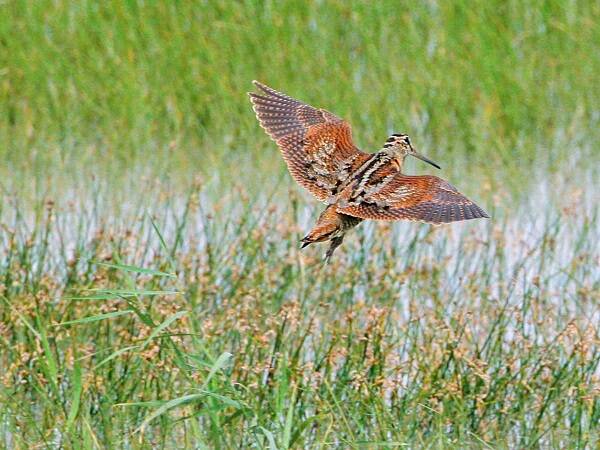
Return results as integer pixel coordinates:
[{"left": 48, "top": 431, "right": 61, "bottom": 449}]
[
  {"left": 337, "top": 175, "right": 489, "bottom": 224},
  {"left": 249, "top": 81, "right": 489, "bottom": 262},
  {"left": 299, "top": 205, "right": 363, "bottom": 263},
  {"left": 249, "top": 81, "right": 369, "bottom": 202}
]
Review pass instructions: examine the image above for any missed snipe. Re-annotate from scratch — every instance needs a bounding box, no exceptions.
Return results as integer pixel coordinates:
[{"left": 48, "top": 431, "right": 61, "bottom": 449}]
[{"left": 249, "top": 81, "right": 489, "bottom": 262}]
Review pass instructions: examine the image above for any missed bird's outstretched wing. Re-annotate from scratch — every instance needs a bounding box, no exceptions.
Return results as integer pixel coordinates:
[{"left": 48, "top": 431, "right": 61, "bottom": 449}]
[
  {"left": 249, "top": 81, "right": 369, "bottom": 201},
  {"left": 337, "top": 174, "right": 489, "bottom": 224}
]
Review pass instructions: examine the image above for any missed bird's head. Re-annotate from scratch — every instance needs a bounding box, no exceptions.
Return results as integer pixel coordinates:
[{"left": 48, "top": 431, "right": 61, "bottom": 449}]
[{"left": 383, "top": 134, "right": 441, "bottom": 170}]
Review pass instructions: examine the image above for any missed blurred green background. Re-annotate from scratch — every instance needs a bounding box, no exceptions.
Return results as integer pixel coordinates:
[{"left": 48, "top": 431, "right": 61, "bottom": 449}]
[{"left": 1, "top": 0, "right": 599, "bottom": 190}]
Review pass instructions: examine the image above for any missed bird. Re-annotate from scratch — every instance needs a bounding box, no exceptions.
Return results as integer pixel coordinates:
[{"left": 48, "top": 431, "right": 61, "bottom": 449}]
[{"left": 248, "top": 81, "right": 489, "bottom": 262}]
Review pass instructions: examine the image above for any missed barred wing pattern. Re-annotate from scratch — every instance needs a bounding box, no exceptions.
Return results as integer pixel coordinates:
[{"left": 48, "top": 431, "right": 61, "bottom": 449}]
[
  {"left": 249, "top": 81, "right": 369, "bottom": 201},
  {"left": 338, "top": 174, "right": 489, "bottom": 224}
]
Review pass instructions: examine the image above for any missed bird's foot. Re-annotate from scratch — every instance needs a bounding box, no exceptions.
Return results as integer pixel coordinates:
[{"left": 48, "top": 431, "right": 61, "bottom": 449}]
[{"left": 322, "top": 235, "right": 344, "bottom": 264}]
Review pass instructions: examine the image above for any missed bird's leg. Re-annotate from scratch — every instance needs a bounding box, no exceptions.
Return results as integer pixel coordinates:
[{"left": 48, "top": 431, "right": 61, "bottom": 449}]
[
  {"left": 323, "top": 235, "right": 344, "bottom": 264},
  {"left": 300, "top": 205, "right": 340, "bottom": 250}
]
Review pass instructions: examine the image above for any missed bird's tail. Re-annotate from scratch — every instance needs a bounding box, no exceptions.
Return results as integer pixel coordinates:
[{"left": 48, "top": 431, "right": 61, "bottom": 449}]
[
  {"left": 300, "top": 223, "right": 337, "bottom": 249},
  {"left": 300, "top": 237, "right": 313, "bottom": 249}
]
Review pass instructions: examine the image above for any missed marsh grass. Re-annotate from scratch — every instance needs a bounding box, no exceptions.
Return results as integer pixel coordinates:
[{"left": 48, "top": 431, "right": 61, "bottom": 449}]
[
  {"left": 1, "top": 0, "right": 600, "bottom": 180},
  {"left": 0, "top": 172, "right": 598, "bottom": 448}
]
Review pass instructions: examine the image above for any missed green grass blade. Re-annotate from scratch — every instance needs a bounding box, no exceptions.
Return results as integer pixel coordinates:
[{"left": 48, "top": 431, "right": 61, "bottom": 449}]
[
  {"left": 141, "top": 311, "right": 188, "bottom": 349},
  {"left": 37, "top": 320, "right": 59, "bottom": 391},
  {"left": 259, "top": 427, "right": 279, "bottom": 450},
  {"left": 136, "top": 393, "right": 204, "bottom": 433},
  {"left": 115, "top": 400, "right": 166, "bottom": 408},
  {"left": 149, "top": 215, "right": 177, "bottom": 271},
  {"left": 64, "top": 294, "right": 134, "bottom": 301},
  {"left": 194, "top": 390, "right": 243, "bottom": 409},
  {"left": 56, "top": 310, "right": 133, "bottom": 326},
  {"left": 65, "top": 362, "right": 83, "bottom": 433},
  {"left": 202, "top": 352, "right": 233, "bottom": 389},
  {"left": 87, "top": 289, "right": 179, "bottom": 296},
  {"left": 64, "top": 290, "right": 179, "bottom": 301},
  {"left": 94, "top": 261, "right": 176, "bottom": 278},
  {"left": 94, "top": 345, "right": 140, "bottom": 370},
  {"left": 282, "top": 383, "right": 297, "bottom": 449}
]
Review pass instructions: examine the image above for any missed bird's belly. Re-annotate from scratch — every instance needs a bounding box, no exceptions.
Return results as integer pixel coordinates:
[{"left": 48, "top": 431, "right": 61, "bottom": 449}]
[{"left": 339, "top": 214, "right": 363, "bottom": 231}]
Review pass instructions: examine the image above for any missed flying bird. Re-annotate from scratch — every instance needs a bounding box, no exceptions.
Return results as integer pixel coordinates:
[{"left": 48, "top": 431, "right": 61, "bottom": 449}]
[{"left": 249, "top": 81, "right": 489, "bottom": 262}]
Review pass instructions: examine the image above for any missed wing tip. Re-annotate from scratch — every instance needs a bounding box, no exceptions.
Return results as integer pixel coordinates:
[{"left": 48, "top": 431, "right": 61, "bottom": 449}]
[
  {"left": 248, "top": 80, "right": 265, "bottom": 98},
  {"left": 251, "top": 80, "right": 277, "bottom": 97},
  {"left": 473, "top": 204, "right": 491, "bottom": 219}
]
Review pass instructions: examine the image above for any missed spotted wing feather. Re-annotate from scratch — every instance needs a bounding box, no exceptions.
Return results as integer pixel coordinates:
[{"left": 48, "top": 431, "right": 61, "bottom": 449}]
[
  {"left": 249, "top": 81, "right": 369, "bottom": 201},
  {"left": 338, "top": 174, "right": 489, "bottom": 224}
]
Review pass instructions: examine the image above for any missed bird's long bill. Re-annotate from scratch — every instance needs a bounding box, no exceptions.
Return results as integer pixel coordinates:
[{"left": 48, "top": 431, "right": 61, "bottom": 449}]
[{"left": 412, "top": 152, "right": 441, "bottom": 169}]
